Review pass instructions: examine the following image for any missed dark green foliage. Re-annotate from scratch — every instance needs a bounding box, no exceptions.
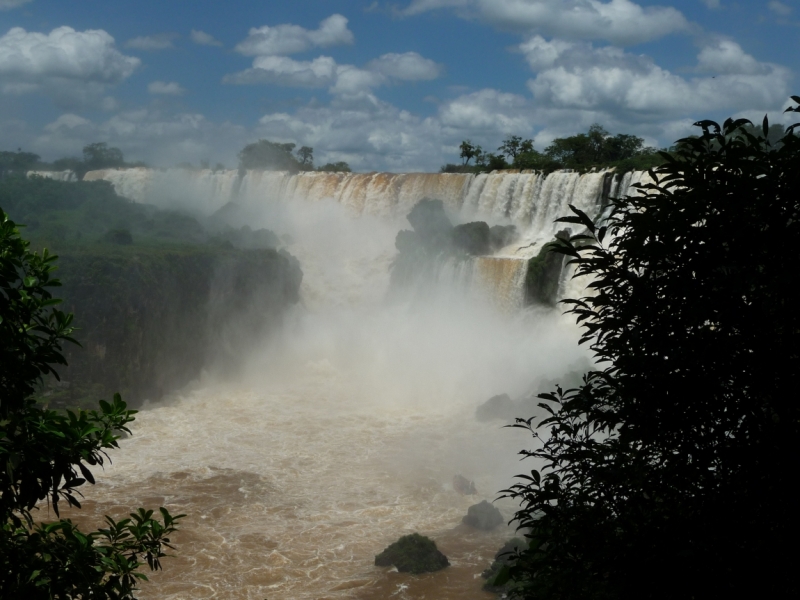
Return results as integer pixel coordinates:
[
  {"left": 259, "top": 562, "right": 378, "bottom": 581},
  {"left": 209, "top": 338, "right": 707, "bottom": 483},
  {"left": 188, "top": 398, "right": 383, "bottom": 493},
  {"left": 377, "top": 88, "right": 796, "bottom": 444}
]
[
  {"left": 462, "top": 500, "right": 504, "bottom": 530},
  {"left": 452, "top": 221, "right": 491, "bottom": 255},
  {"left": 103, "top": 228, "right": 133, "bottom": 245},
  {"left": 523, "top": 230, "right": 569, "bottom": 306},
  {"left": 238, "top": 139, "right": 313, "bottom": 173},
  {"left": 0, "top": 150, "right": 41, "bottom": 178},
  {"left": 374, "top": 533, "right": 450, "bottom": 574},
  {"left": 317, "top": 161, "right": 351, "bottom": 172},
  {"left": 503, "top": 100, "right": 800, "bottom": 599},
  {"left": 83, "top": 143, "right": 124, "bottom": 172},
  {"left": 482, "top": 538, "right": 527, "bottom": 594},
  {"left": 449, "top": 125, "right": 664, "bottom": 174},
  {"left": 0, "top": 209, "right": 183, "bottom": 598}
]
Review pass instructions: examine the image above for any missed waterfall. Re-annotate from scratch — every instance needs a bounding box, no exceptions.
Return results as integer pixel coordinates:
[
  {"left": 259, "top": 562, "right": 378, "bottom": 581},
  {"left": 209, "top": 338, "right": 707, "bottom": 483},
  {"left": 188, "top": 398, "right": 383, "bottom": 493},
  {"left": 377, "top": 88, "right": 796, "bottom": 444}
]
[
  {"left": 27, "top": 169, "right": 78, "bottom": 182},
  {"left": 82, "top": 167, "right": 650, "bottom": 307}
]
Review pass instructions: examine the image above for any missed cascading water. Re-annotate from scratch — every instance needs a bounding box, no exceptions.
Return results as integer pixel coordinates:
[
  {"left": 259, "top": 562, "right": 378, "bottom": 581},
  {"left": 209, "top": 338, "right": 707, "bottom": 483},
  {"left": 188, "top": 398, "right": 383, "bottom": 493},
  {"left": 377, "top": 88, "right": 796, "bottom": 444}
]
[{"left": 58, "top": 167, "right": 646, "bottom": 599}]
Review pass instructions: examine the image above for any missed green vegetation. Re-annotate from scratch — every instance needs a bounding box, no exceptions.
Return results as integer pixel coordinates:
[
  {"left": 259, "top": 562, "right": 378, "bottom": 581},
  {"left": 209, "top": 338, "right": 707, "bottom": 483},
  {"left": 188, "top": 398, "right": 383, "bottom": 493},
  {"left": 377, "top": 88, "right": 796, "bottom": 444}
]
[
  {"left": 374, "top": 533, "right": 450, "bottom": 574},
  {"left": 0, "top": 208, "right": 183, "bottom": 597},
  {"left": 442, "top": 126, "right": 665, "bottom": 174},
  {"left": 317, "top": 161, "right": 352, "bottom": 172},
  {"left": 238, "top": 139, "right": 316, "bottom": 173},
  {"left": 0, "top": 175, "right": 303, "bottom": 408},
  {"left": 502, "top": 99, "right": 800, "bottom": 598}
]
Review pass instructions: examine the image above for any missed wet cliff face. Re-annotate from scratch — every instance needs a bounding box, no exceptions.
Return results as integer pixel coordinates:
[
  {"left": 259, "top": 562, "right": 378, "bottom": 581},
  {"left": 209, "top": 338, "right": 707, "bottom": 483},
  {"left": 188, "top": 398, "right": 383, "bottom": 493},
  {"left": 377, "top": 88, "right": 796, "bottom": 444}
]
[{"left": 45, "top": 246, "right": 303, "bottom": 408}]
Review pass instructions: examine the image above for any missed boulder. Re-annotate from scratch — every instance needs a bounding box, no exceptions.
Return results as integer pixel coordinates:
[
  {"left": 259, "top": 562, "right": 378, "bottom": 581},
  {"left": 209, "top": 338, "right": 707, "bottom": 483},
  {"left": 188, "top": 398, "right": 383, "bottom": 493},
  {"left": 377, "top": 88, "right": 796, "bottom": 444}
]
[
  {"left": 475, "top": 393, "right": 517, "bottom": 422},
  {"left": 463, "top": 500, "right": 504, "bottom": 530},
  {"left": 406, "top": 198, "right": 453, "bottom": 248},
  {"left": 489, "top": 225, "right": 518, "bottom": 251},
  {"left": 374, "top": 533, "right": 450, "bottom": 574},
  {"left": 452, "top": 221, "right": 491, "bottom": 255},
  {"left": 453, "top": 474, "right": 477, "bottom": 495}
]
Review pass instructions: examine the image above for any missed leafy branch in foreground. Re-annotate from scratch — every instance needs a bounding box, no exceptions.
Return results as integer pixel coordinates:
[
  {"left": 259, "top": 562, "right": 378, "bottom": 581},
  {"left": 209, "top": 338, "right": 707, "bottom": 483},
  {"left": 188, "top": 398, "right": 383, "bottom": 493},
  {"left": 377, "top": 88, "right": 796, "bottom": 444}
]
[
  {"left": 501, "top": 97, "right": 800, "bottom": 599},
  {"left": 0, "top": 208, "right": 183, "bottom": 598}
]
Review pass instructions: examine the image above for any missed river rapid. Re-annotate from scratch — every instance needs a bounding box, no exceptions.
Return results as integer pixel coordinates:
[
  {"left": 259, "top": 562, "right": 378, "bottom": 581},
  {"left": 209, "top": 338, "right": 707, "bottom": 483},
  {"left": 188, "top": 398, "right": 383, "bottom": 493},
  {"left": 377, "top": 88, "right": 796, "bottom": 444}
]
[{"left": 54, "top": 180, "right": 591, "bottom": 599}]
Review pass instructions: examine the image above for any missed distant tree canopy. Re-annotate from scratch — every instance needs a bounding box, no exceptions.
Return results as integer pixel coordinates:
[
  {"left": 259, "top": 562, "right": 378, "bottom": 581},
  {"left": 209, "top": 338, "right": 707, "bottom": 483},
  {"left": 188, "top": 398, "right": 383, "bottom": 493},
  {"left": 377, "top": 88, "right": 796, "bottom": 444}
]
[
  {"left": 317, "top": 161, "right": 351, "bottom": 173},
  {"left": 0, "top": 150, "right": 42, "bottom": 178},
  {"left": 444, "top": 125, "right": 664, "bottom": 174},
  {"left": 238, "top": 139, "right": 316, "bottom": 173}
]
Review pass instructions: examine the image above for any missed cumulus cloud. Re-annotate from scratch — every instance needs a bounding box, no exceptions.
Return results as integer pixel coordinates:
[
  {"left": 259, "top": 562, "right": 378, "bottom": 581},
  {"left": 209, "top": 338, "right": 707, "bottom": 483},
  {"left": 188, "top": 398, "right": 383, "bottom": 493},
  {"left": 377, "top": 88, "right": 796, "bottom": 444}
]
[
  {"left": 0, "top": 0, "right": 32, "bottom": 9},
  {"left": 125, "top": 33, "right": 178, "bottom": 51},
  {"left": 225, "top": 51, "right": 443, "bottom": 95},
  {"left": 367, "top": 52, "right": 443, "bottom": 80},
  {"left": 34, "top": 109, "right": 249, "bottom": 167},
  {"left": 235, "top": 14, "right": 354, "bottom": 56},
  {"left": 190, "top": 29, "right": 223, "bottom": 46},
  {"left": 148, "top": 81, "right": 186, "bottom": 95},
  {"left": 401, "top": 0, "right": 689, "bottom": 46},
  {"left": 0, "top": 26, "right": 140, "bottom": 106},
  {"left": 224, "top": 55, "right": 338, "bottom": 87},
  {"left": 519, "top": 36, "right": 791, "bottom": 120}
]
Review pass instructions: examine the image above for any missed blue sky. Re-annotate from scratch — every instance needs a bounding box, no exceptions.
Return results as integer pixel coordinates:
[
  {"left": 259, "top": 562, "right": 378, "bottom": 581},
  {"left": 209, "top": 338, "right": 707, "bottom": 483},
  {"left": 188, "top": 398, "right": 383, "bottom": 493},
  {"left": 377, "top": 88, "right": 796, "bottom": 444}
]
[{"left": 1, "top": 0, "right": 797, "bottom": 171}]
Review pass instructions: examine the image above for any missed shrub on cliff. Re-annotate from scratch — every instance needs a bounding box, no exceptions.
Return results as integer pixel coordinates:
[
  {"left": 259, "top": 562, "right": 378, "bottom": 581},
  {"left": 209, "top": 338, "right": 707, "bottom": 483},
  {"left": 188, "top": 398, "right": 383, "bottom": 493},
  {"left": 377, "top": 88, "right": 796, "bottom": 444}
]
[
  {"left": 0, "top": 209, "right": 183, "bottom": 598},
  {"left": 503, "top": 100, "right": 800, "bottom": 598}
]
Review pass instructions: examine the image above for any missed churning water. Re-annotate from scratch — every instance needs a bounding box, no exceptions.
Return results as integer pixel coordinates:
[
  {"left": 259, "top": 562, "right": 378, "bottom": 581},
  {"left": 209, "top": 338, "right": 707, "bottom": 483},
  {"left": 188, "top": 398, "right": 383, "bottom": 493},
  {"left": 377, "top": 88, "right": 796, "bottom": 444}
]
[{"left": 54, "top": 168, "right": 645, "bottom": 598}]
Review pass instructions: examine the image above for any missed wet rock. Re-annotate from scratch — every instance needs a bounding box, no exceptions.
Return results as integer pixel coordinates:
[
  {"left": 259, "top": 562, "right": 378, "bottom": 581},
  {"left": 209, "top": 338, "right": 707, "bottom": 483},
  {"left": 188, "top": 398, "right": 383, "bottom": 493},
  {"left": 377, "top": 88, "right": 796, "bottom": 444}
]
[
  {"left": 453, "top": 474, "right": 477, "bottom": 495},
  {"left": 475, "top": 393, "right": 517, "bottom": 422},
  {"left": 452, "top": 221, "right": 491, "bottom": 255},
  {"left": 406, "top": 198, "right": 453, "bottom": 249},
  {"left": 462, "top": 500, "right": 504, "bottom": 530},
  {"left": 374, "top": 533, "right": 450, "bottom": 574},
  {"left": 489, "top": 224, "right": 518, "bottom": 251}
]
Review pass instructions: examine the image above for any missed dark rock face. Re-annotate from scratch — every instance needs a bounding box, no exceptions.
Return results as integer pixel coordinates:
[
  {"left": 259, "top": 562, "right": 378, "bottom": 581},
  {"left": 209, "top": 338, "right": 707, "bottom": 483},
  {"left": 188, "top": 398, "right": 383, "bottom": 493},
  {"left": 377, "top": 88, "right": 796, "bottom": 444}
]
[
  {"left": 452, "top": 221, "right": 491, "bottom": 255},
  {"left": 475, "top": 393, "right": 517, "bottom": 422},
  {"left": 374, "top": 533, "right": 450, "bottom": 574},
  {"left": 463, "top": 500, "right": 504, "bottom": 530},
  {"left": 406, "top": 198, "right": 453, "bottom": 249},
  {"left": 453, "top": 474, "right": 477, "bottom": 495},
  {"left": 489, "top": 224, "right": 518, "bottom": 251}
]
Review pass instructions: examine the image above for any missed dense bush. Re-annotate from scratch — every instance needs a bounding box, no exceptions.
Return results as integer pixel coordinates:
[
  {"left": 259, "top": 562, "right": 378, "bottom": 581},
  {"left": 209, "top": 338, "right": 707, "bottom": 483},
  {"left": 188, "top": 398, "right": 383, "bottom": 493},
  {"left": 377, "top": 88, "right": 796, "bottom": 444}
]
[{"left": 503, "top": 100, "right": 800, "bottom": 598}]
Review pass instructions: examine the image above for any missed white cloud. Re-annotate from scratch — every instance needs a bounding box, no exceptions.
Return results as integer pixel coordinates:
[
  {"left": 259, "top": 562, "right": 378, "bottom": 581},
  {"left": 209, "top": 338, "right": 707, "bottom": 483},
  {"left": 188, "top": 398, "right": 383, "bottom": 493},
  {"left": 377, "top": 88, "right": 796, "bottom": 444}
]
[
  {"left": 0, "top": 0, "right": 32, "bottom": 9},
  {"left": 125, "top": 33, "right": 178, "bottom": 51},
  {"left": 438, "top": 88, "right": 533, "bottom": 135},
  {"left": 224, "top": 55, "right": 338, "bottom": 87},
  {"left": 224, "top": 51, "right": 443, "bottom": 94},
  {"left": 148, "top": 81, "right": 186, "bottom": 95},
  {"left": 235, "top": 14, "right": 354, "bottom": 56},
  {"left": 0, "top": 26, "right": 140, "bottom": 106},
  {"left": 519, "top": 36, "right": 791, "bottom": 120},
  {"left": 34, "top": 109, "right": 249, "bottom": 167},
  {"left": 696, "top": 39, "right": 768, "bottom": 75},
  {"left": 401, "top": 0, "right": 690, "bottom": 45},
  {"left": 190, "top": 29, "right": 222, "bottom": 46},
  {"left": 768, "top": 1, "right": 792, "bottom": 16},
  {"left": 367, "top": 52, "right": 443, "bottom": 80}
]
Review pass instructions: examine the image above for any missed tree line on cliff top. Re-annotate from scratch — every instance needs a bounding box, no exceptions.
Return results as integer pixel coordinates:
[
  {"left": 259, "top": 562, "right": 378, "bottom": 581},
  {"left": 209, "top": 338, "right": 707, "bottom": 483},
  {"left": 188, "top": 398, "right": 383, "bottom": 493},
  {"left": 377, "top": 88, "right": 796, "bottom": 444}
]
[{"left": 443, "top": 121, "right": 789, "bottom": 175}]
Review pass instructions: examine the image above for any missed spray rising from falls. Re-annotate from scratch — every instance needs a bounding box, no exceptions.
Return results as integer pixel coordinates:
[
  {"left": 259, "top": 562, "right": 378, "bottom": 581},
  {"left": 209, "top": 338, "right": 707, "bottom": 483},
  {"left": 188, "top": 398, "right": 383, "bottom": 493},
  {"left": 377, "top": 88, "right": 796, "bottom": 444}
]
[{"left": 64, "top": 167, "right": 651, "bottom": 599}]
